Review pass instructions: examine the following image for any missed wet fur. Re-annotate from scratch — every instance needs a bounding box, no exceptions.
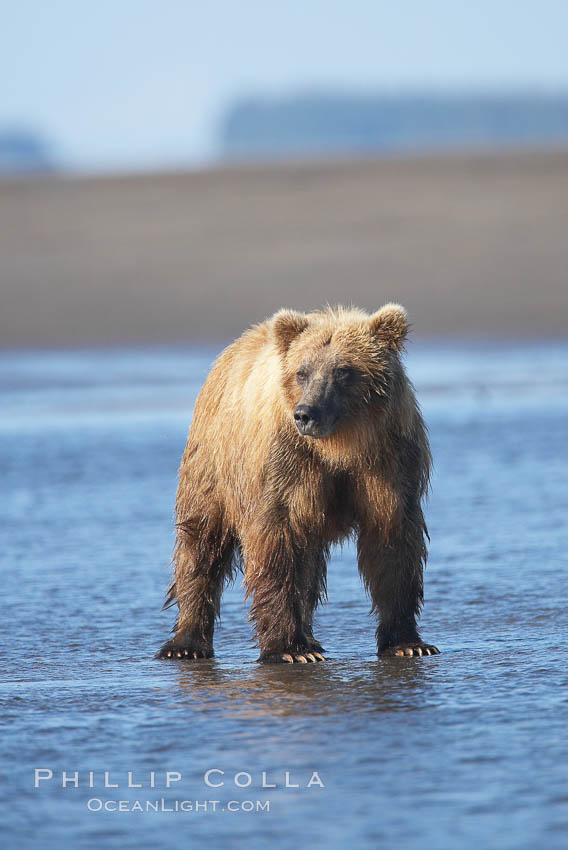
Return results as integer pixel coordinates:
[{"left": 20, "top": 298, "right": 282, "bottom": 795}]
[{"left": 157, "top": 304, "right": 433, "bottom": 661}]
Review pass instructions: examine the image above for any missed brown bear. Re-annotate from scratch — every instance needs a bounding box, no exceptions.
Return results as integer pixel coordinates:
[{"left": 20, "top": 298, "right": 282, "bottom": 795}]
[{"left": 157, "top": 304, "right": 439, "bottom": 663}]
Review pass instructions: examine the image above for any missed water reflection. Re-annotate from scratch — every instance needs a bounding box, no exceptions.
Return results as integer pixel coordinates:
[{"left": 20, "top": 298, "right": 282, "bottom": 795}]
[{"left": 171, "top": 656, "right": 440, "bottom": 718}]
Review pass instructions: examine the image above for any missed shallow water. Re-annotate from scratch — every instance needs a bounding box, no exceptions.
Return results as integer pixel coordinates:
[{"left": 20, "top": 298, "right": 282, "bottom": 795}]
[{"left": 1, "top": 341, "right": 567, "bottom": 849}]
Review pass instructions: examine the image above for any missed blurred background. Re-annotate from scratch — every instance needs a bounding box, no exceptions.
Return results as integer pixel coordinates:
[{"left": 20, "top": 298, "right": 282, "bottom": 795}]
[{"left": 1, "top": 0, "right": 568, "bottom": 345}]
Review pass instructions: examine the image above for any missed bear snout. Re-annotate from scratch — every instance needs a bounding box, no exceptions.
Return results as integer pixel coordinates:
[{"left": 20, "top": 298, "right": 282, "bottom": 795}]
[{"left": 294, "top": 403, "right": 322, "bottom": 436}]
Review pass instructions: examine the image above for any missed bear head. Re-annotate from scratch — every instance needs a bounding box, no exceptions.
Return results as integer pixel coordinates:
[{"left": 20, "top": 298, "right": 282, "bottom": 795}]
[{"left": 273, "top": 304, "right": 408, "bottom": 440}]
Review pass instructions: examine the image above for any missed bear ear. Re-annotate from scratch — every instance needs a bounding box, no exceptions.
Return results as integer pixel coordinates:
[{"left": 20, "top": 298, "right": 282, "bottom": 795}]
[
  {"left": 369, "top": 303, "right": 408, "bottom": 351},
  {"left": 272, "top": 309, "right": 309, "bottom": 354}
]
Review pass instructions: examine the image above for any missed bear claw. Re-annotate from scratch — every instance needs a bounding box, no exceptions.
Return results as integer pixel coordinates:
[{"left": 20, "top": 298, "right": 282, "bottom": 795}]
[
  {"left": 156, "top": 643, "right": 214, "bottom": 660},
  {"left": 262, "top": 650, "right": 326, "bottom": 664},
  {"left": 285, "top": 652, "right": 325, "bottom": 663},
  {"left": 381, "top": 643, "right": 439, "bottom": 658}
]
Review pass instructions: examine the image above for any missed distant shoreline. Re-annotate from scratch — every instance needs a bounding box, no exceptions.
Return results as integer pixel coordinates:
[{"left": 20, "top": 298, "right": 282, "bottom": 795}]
[
  {"left": 2, "top": 335, "right": 568, "bottom": 358},
  {"left": 2, "top": 149, "right": 567, "bottom": 348}
]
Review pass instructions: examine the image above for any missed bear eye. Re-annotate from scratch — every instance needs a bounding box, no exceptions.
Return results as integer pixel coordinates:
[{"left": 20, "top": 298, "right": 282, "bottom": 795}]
[
  {"left": 296, "top": 368, "right": 309, "bottom": 385},
  {"left": 335, "top": 366, "right": 354, "bottom": 382}
]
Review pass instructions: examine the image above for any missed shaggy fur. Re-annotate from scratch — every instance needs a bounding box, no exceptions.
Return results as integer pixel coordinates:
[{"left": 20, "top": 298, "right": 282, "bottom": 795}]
[{"left": 157, "top": 304, "right": 438, "bottom": 662}]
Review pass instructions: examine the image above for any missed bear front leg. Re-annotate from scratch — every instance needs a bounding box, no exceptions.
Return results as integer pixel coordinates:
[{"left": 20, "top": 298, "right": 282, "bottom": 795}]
[
  {"left": 357, "top": 511, "right": 439, "bottom": 658},
  {"left": 156, "top": 518, "right": 235, "bottom": 660},
  {"left": 242, "top": 526, "right": 326, "bottom": 664}
]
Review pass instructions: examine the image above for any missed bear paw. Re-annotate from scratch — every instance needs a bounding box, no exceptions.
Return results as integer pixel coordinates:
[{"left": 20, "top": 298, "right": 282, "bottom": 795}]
[
  {"left": 380, "top": 642, "right": 440, "bottom": 658},
  {"left": 155, "top": 640, "right": 214, "bottom": 660}
]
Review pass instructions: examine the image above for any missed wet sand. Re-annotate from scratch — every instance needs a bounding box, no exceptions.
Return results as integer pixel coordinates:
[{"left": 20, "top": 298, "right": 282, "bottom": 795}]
[{"left": 1, "top": 149, "right": 567, "bottom": 347}]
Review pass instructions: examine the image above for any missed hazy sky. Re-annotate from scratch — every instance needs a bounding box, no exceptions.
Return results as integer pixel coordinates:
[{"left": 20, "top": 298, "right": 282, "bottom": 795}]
[{"left": 3, "top": 0, "right": 568, "bottom": 171}]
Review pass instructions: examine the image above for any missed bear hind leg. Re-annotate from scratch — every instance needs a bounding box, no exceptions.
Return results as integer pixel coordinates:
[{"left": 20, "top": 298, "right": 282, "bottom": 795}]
[
  {"left": 357, "top": 515, "right": 440, "bottom": 659},
  {"left": 156, "top": 516, "right": 236, "bottom": 660},
  {"left": 299, "top": 548, "right": 328, "bottom": 661}
]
